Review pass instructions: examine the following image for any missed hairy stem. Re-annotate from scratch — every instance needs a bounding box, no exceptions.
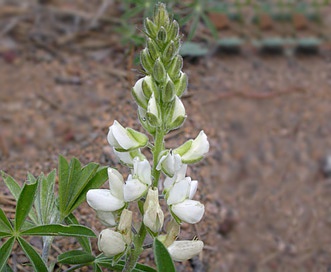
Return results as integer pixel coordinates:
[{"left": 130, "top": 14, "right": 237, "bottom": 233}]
[
  {"left": 41, "top": 236, "right": 53, "bottom": 263},
  {"left": 152, "top": 129, "right": 165, "bottom": 187},
  {"left": 122, "top": 224, "right": 147, "bottom": 272}
]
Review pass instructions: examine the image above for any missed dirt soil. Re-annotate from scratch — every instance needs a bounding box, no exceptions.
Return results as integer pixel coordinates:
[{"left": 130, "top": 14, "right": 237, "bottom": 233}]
[{"left": 1, "top": 2, "right": 331, "bottom": 272}]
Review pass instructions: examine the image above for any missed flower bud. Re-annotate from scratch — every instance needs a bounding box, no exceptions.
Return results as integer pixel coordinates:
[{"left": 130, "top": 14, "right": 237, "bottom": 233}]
[
  {"left": 113, "top": 148, "right": 145, "bottom": 167},
  {"left": 167, "top": 240, "right": 204, "bottom": 262},
  {"left": 147, "top": 93, "right": 162, "bottom": 127},
  {"left": 171, "top": 199, "right": 204, "bottom": 224},
  {"left": 156, "top": 150, "right": 182, "bottom": 177},
  {"left": 175, "top": 72, "right": 188, "bottom": 97},
  {"left": 168, "top": 20, "right": 179, "bottom": 41},
  {"left": 154, "top": 3, "right": 170, "bottom": 27},
  {"left": 168, "top": 55, "right": 183, "bottom": 82},
  {"left": 163, "top": 41, "right": 178, "bottom": 62},
  {"left": 162, "top": 79, "right": 175, "bottom": 103},
  {"left": 107, "top": 120, "right": 149, "bottom": 151},
  {"left": 143, "top": 188, "right": 164, "bottom": 233},
  {"left": 118, "top": 209, "right": 132, "bottom": 245},
  {"left": 138, "top": 106, "right": 156, "bottom": 135},
  {"left": 98, "top": 229, "right": 126, "bottom": 257},
  {"left": 157, "top": 26, "right": 167, "bottom": 42},
  {"left": 162, "top": 220, "right": 180, "bottom": 247},
  {"left": 153, "top": 58, "right": 167, "bottom": 83},
  {"left": 132, "top": 78, "right": 148, "bottom": 109},
  {"left": 174, "top": 131, "right": 209, "bottom": 164},
  {"left": 142, "top": 76, "right": 156, "bottom": 99},
  {"left": 166, "top": 96, "right": 186, "bottom": 131},
  {"left": 141, "top": 48, "right": 154, "bottom": 74},
  {"left": 147, "top": 38, "right": 159, "bottom": 60},
  {"left": 144, "top": 18, "right": 157, "bottom": 38}
]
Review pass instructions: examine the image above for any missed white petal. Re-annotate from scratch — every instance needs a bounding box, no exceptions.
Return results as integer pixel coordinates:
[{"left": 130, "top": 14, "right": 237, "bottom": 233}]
[
  {"left": 107, "top": 125, "right": 120, "bottom": 148},
  {"left": 113, "top": 149, "right": 134, "bottom": 165},
  {"left": 167, "top": 178, "right": 190, "bottom": 205},
  {"left": 112, "top": 120, "right": 139, "bottom": 150},
  {"left": 86, "top": 189, "right": 124, "bottom": 212},
  {"left": 171, "top": 96, "right": 186, "bottom": 122},
  {"left": 167, "top": 240, "right": 204, "bottom": 262},
  {"left": 188, "top": 179, "right": 198, "bottom": 199},
  {"left": 171, "top": 199, "right": 205, "bottom": 224},
  {"left": 134, "top": 159, "right": 152, "bottom": 185},
  {"left": 163, "top": 164, "right": 187, "bottom": 190},
  {"left": 96, "top": 210, "right": 117, "bottom": 227},
  {"left": 98, "top": 229, "right": 126, "bottom": 257},
  {"left": 108, "top": 168, "right": 124, "bottom": 200},
  {"left": 123, "top": 179, "right": 148, "bottom": 202},
  {"left": 181, "top": 131, "right": 209, "bottom": 162}
]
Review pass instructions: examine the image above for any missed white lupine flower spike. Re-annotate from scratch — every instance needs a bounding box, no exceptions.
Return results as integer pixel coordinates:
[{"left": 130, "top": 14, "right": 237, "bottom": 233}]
[{"left": 86, "top": 3, "right": 210, "bottom": 269}]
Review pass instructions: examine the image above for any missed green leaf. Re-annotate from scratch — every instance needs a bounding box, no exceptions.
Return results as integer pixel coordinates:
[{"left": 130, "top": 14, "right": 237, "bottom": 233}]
[
  {"left": 21, "top": 224, "right": 96, "bottom": 238},
  {"left": 153, "top": 238, "right": 175, "bottom": 272},
  {"left": 35, "top": 170, "right": 59, "bottom": 225},
  {"left": 0, "top": 237, "right": 15, "bottom": 271},
  {"left": 15, "top": 181, "right": 38, "bottom": 231},
  {"left": 57, "top": 250, "right": 95, "bottom": 264},
  {"left": 2, "top": 264, "right": 14, "bottom": 272},
  {"left": 17, "top": 237, "right": 48, "bottom": 272},
  {"left": 65, "top": 213, "right": 92, "bottom": 253},
  {"left": 67, "top": 166, "right": 108, "bottom": 214},
  {"left": 96, "top": 256, "right": 157, "bottom": 272},
  {"left": 1, "top": 171, "right": 21, "bottom": 200},
  {"left": 0, "top": 208, "right": 12, "bottom": 231},
  {"left": 58, "top": 156, "right": 108, "bottom": 219}
]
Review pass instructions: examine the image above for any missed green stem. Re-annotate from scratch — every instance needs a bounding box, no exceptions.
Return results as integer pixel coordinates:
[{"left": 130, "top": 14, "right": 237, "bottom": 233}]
[
  {"left": 152, "top": 128, "right": 165, "bottom": 187},
  {"left": 122, "top": 224, "right": 147, "bottom": 272}
]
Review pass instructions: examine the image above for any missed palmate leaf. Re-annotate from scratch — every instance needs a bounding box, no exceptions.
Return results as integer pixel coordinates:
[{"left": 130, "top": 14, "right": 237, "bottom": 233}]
[
  {"left": 0, "top": 208, "right": 13, "bottom": 232},
  {"left": 17, "top": 237, "right": 48, "bottom": 272},
  {"left": 153, "top": 238, "right": 175, "bottom": 272},
  {"left": 21, "top": 224, "right": 96, "bottom": 238},
  {"left": 15, "top": 181, "right": 38, "bottom": 231},
  {"left": 58, "top": 155, "right": 108, "bottom": 219},
  {"left": 0, "top": 237, "right": 15, "bottom": 271}
]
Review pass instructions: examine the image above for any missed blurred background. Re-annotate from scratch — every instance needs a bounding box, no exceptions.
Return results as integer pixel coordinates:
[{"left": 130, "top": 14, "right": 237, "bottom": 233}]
[{"left": 1, "top": 0, "right": 331, "bottom": 271}]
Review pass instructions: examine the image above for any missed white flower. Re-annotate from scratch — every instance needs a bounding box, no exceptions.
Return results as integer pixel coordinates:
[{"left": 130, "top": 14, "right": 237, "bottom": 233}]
[
  {"left": 96, "top": 210, "right": 117, "bottom": 227},
  {"left": 132, "top": 77, "right": 148, "bottom": 109},
  {"left": 167, "top": 96, "right": 186, "bottom": 130},
  {"left": 147, "top": 93, "right": 161, "bottom": 126},
  {"left": 171, "top": 199, "right": 204, "bottom": 224},
  {"left": 86, "top": 168, "right": 125, "bottom": 213},
  {"left": 113, "top": 148, "right": 145, "bottom": 167},
  {"left": 156, "top": 150, "right": 182, "bottom": 177},
  {"left": 174, "top": 131, "right": 209, "bottom": 164},
  {"left": 166, "top": 177, "right": 197, "bottom": 205},
  {"left": 163, "top": 164, "right": 187, "bottom": 191},
  {"left": 143, "top": 188, "right": 164, "bottom": 233},
  {"left": 107, "top": 120, "right": 148, "bottom": 151},
  {"left": 123, "top": 159, "right": 152, "bottom": 202},
  {"left": 167, "top": 240, "right": 204, "bottom": 262},
  {"left": 98, "top": 229, "right": 126, "bottom": 257}
]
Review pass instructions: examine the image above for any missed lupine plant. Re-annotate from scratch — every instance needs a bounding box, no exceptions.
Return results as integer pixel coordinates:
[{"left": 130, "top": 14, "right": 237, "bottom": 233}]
[
  {"left": 86, "top": 3, "right": 209, "bottom": 271},
  {"left": 0, "top": 3, "right": 209, "bottom": 271}
]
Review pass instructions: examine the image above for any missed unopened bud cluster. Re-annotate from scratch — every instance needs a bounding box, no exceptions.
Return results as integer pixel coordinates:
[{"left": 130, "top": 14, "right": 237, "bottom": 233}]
[{"left": 86, "top": 3, "right": 209, "bottom": 265}]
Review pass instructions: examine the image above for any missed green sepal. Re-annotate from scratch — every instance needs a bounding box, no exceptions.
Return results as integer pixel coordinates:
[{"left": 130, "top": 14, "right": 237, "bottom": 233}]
[
  {"left": 147, "top": 38, "right": 159, "bottom": 60},
  {"left": 175, "top": 72, "right": 188, "bottom": 97},
  {"left": 132, "top": 86, "right": 148, "bottom": 109},
  {"left": 173, "top": 139, "right": 193, "bottom": 156},
  {"left": 167, "top": 20, "right": 179, "bottom": 41},
  {"left": 163, "top": 41, "right": 177, "bottom": 62},
  {"left": 154, "top": 3, "right": 170, "bottom": 27},
  {"left": 167, "top": 55, "right": 183, "bottom": 82},
  {"left": 126, "top": 128, "right": 149, "bottom": 148},
  {"left": 138, "top": 107, "right": 156, "bottom": 135},
  {"left": 162, "top": 79, "right": 175, "bottom": 103},
  {"left": 142, "top": 76, "right": 156, "bottom": 98},
  {"left": 153, "top": 58, "right": 167, "bottom": 83},
  {"left": 157, "top": 27, "right": 167, "bottom": 42},
  {"left": 140, "top": 49, "right": 154, "bottom": 75},
  {"left": 144, "top": 18, "right": 158, "bottom": 38}
]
